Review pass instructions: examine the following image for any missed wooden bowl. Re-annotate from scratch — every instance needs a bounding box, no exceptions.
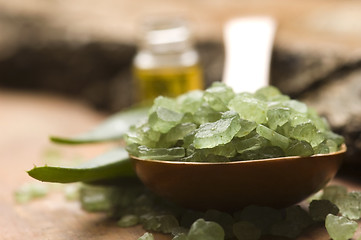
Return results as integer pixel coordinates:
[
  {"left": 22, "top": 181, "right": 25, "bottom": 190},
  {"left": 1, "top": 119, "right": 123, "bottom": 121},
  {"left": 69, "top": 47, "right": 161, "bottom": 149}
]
[{"left": 131, "top": 144, "right": 346, "bottom": 211}]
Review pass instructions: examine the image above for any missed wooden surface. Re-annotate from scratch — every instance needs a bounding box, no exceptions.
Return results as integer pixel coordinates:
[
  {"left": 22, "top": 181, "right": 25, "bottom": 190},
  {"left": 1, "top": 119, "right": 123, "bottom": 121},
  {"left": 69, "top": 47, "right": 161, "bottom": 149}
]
[{"left": 1, "top": 89, "right": 361, "bottom": 240}]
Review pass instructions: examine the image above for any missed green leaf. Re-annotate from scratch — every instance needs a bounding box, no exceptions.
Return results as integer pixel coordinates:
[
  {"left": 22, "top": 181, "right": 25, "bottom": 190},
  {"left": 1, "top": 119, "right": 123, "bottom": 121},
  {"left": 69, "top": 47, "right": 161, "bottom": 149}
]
[
  {"left": 50, "top": 106, "right": 149, "bottom": 144},
  {"left": 28, "top": 148, "right": 136, "bottom": 183}
]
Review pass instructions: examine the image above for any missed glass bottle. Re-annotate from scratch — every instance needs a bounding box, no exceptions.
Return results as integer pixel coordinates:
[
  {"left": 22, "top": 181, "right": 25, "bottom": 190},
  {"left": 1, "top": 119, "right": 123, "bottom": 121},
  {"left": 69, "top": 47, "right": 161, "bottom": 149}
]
[{"left": 133, "top": 16, "right": 203, "bottom": 103}]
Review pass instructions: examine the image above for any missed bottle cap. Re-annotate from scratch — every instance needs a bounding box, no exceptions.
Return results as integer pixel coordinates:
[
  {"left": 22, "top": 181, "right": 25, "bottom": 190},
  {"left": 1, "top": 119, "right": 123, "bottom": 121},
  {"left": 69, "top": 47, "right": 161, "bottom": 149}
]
[{"left": 139, "top": 16, "right": 193, "bottom": 53}]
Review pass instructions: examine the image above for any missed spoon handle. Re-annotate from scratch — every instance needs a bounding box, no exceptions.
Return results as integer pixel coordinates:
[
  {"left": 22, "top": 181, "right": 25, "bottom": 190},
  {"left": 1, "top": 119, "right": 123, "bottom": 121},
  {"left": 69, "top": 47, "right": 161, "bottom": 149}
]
[{"left": 222, "top": 16, "right": 277, "bottom": 93}]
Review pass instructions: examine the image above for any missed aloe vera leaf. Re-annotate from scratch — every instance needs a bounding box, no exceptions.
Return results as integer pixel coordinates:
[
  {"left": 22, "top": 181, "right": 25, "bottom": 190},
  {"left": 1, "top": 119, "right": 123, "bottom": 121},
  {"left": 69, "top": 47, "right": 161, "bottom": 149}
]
[
  {"left": 27, "top": 148, "right": 136, "bottom": 183},
  {"left": 50, "top": 106, "right": 149, "bottom": 144}
]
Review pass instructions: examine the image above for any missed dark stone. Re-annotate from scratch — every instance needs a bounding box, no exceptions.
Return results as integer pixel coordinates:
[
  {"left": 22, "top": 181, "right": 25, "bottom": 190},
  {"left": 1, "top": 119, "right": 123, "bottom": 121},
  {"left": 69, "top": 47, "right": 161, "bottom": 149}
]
[
  {"left": 0, "top": 42, "right": 136, "bottom": 110},
  {"left": 270, "top": 46, "right": 343, "bottom": 98},
  {"left": 0, "top": 41, "right": 224, "bottom": 111}
]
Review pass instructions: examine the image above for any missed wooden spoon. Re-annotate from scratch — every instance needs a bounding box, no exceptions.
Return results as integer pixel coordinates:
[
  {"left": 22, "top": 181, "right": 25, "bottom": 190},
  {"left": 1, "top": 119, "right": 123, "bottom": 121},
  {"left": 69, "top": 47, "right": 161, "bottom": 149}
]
[
  {"left": 131, "top": 17, "right": 346, "bottom": 211},
  {"left": 132, "top": 145, "right": 345, "bottom": 211}
]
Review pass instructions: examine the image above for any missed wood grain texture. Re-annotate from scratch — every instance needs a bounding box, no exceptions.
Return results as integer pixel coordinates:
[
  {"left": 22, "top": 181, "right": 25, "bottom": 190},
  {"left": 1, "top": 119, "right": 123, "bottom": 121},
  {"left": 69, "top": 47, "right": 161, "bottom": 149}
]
[{"left": 0, "top": 90, "right": 360, "bottom": 240}]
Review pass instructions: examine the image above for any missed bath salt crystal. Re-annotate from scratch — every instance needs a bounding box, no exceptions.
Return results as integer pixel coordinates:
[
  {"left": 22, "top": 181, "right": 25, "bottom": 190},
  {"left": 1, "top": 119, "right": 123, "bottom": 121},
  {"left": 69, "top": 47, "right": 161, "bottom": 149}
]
[
  {"left": 125, "top": 123, "right": 161, "bottom": 148},
  {"left": 307, "top": 107, "right": 330, "bottom": 131},
  {"left": 325, "top": 139, "right": 338, "bottom": 153},
  {"left": 177, "top": 90, "right": 204, "bottom": 113},
  {"left": 14, "top": 182, "right": 49, "bottom": 204},
  {"left": 321, "top": 185, "right": 348, "bottom": 203},
  {"left": 141, "top": 213, "right": 172, "bottom": 233},
  {"left": 150, "top": 96, "right": 179, "bottom": 113},
  {"left": 228, "top": 95, "right": 267, "bottom": 124},
  {"left": 255, "top": 86, "right": 287, "bottom": 101},
  {"left": 334, "top": 191, "right": 361, "bottom": 220},
  {"left": 313, "top": 141, "right": 330, "bottom": 154},
  {"left": 137, "top": 146, "right": 185, "bottom": 160},
  {"left": 149, "top": 107, "right": 184, "bottom": 133},
  {"left": 289, "top": 114, "right": 311, "bottom": 127},
  {"left": 138, "top": 232, "right": 154, "bottom": 240},
  {"left": 256, "top": 125, "right": 290, "bottom": 150},
  {"left": 257, "top": 146, "right": 285, "bottom": 159},
  {"left": 187, "top": 219, "right": 225, "bottom": 240},
  {"left": 117, "top": 214, "right": 139, "bottom": 227},
  {"left": 286, "top": 140, "right": 314, "bottom": 157},
  {"left": 235, "top": 119, "right": 258, "bottom": 138},
  {"left": 204, "top": 209, "right": 234, "bottom": 239},
  {"left": 266, "top": 107, "right": 291, "bottom": 130},
  {"left": 239, "top": 146, "right": 284, "bottom": 160},
  {"left": 199, "top": 141, "right": 237, "bottom": 158},
  {"left": 157, "top": 215, "right": 180, "bottom": 234},
  {"left": 325, "top": 214, "right": 357, "bottom": 240},
  {"left": 289, "top": 122, "right": 325, "bottom": 147},
  {"left": 193, "top": 111, "right": 241, "bottom": 149},
  {"left": 323, "top": 131, "right": 345, "bottom": 146},
  {"left": 233, "top": 132, "right": 269, "bottom": 154},
  {"left": 282, "top": 100, "right": 308, "bottom": 114},
  {"left": 157, "top": 123, "right": 197, "bottom": 148},
  {"left": 203, "top": 82, "right": 235, "bottom": 112},
  {"left": 172, "top": 233, "right": 188, "bottom": 240},
  {"left": 193, "top": 104, "right": 222, "bottom": 125}
]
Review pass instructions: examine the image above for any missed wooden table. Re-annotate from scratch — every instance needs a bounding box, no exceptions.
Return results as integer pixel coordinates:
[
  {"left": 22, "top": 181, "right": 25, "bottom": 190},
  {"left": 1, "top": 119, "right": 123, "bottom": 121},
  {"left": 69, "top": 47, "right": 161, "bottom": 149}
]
[{"left": 1, "top": 90, "right": 360, "bottom": 240}]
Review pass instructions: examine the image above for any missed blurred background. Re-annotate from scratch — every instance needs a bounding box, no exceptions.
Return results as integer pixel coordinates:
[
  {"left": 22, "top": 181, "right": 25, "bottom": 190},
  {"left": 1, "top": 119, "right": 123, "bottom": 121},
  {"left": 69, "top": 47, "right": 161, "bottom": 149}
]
[{"left": 1, "top": 0, "right": 361, "bottom": 173}]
